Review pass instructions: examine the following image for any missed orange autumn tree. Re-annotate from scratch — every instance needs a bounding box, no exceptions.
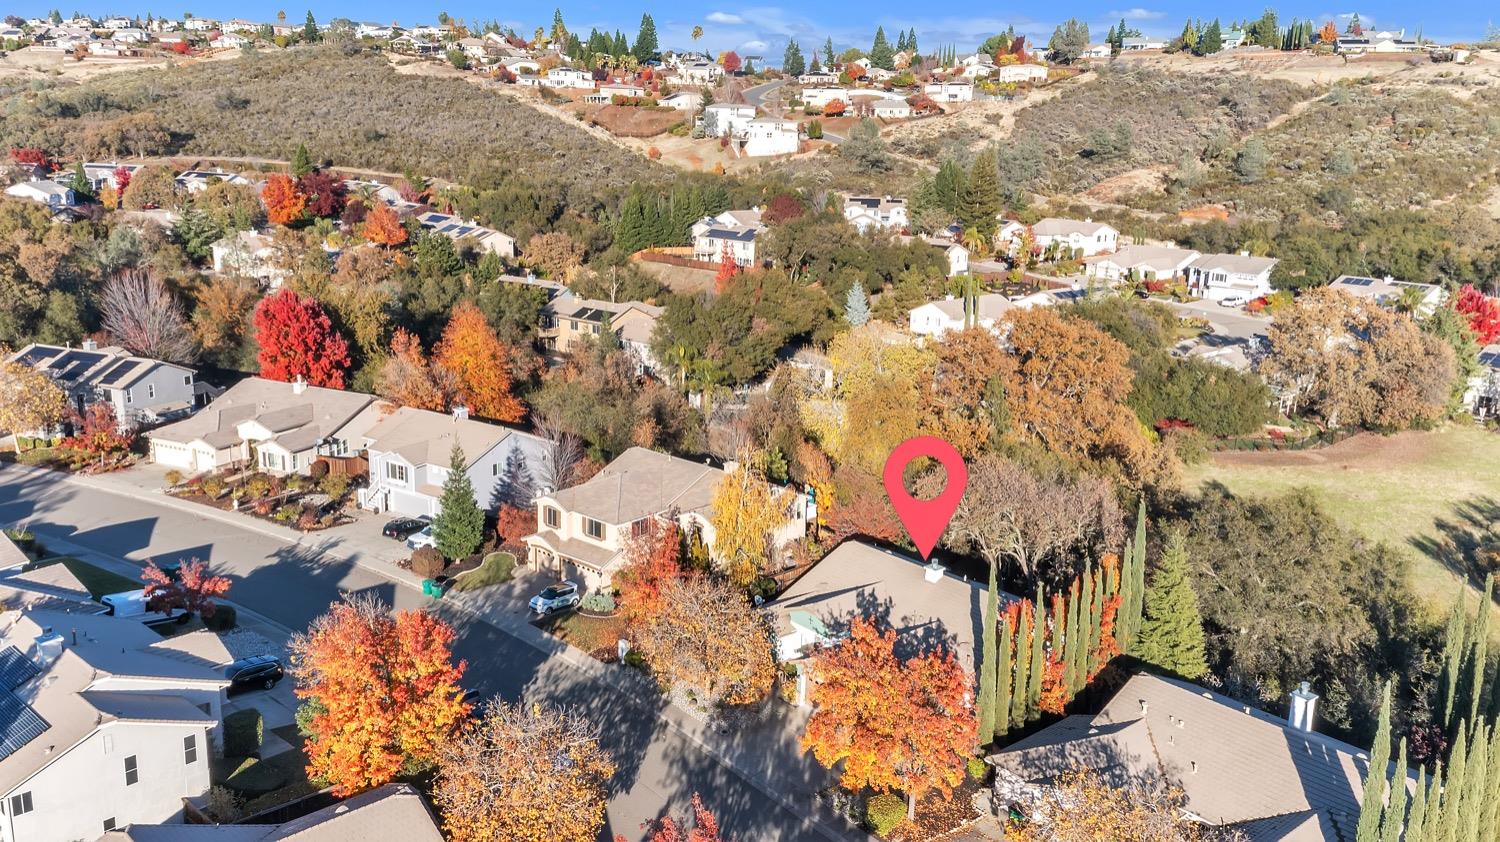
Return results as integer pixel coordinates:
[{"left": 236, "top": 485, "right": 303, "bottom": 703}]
[
  {"left": 289, "top": 595, "right": 469, "bottom": 795},
  {"left": 433, "top": 301, "right": 526, "bottom": 422},
  {"left": 362, "top": 202, "right": 408, "bottom": 247},
  {"left": 262, "top": 173, "right": 307, "bottom": 225},
  {"left": 615, "top": 521, "right": 683, "bottom": 627},
  {"left": 1318, "top": 21, "right": 1338, "bottom": 43},
  {"left": 803, "top": 618, "right": 976, "bottom": 820},
  {"left": 714, "top": 244, "right": 739, "bottom": 293},
  {"left": 618, "top": 793, "right": 726, "bottom": 842},
  {"left": 376, "top": 328, "right": 455, "bottom": 411}
]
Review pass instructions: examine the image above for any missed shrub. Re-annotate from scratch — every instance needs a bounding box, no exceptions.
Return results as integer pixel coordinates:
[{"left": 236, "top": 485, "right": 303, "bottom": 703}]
[
  {"left": 297, "top": 510, "right": 319, "bottom": 530},
  {"left": 967, "top": 756, "right": 989, "bottom": 780},
  {"left": 411, "top": 547, "right": 446, "bottom": 579},
  {"left": 203, "top": 603, "right": 237, "bottom": 631},
  {"left": 581, "top": 590, "right": 616, "bottom": 614},
  {"left": 318, "top": 473, "right": 350, "bottom": 499},
  {"left": 225, "top": 757, "right": 285, "bottom": 795},
  {"left": 204, "top": 785, "right": 244, "bottom": 823},
  {"left": 647, "top": 146, "right": 661, "bottom": 160},
  {"left": 242, "top": 474, "right": 272, "bottom": 499},
  {"left": 274, "top": 504, "right": 301, "bottom": 523},
  {"left": 200, "top": 475, "right": 226, "bottom": 499},
  {"left": 223, "top": 708, "right": 263, "bottom": 757},
  {"left": 308, "top": 458, "right": 329, "bottom": 479},
  {"left": 164, "top": 469, "right": 183, "bottom": 487},
  {"left": 482, "top": 550, "right": 515, "bottom": 579},
  {"left": 865, "top": 793, "right": 906, "bottom": 836}
]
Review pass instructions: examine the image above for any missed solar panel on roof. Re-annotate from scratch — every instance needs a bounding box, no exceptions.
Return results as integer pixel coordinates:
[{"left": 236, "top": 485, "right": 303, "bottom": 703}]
[
  {"left": 98, "top": 359, "right": 142, "bottom": 387},
  {"left": 0, "top": 648, "right": 39, "bottom": 692},
  {"left": 1340, "top": 277, "right": 1375, "bottom": 287},
  {"left": 0, "top": 693, "right": 49, "bottom": 762},
  {"left": 426, "top": 214, "right": 452, "bottom": 223}
]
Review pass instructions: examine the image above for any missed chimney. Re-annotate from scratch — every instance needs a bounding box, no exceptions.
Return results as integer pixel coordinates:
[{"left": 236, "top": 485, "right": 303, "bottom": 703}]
[
  {"left": 1288, "top": 682, "right": 1319, "bottom": 733},
  {"left": 292, "top": 375, "right": 307, "bottom": 395},
  {"left": 451, "top": 405, "right": 469, "bottom": 421},
  {"left": 1239, "top": 250, "right": 1250, "bottom": 257},
  {"left": 32, "top": 631, "right": 64, "bottom": 667},
  {"left": 923, "top": 560, "right": 944, "bottom": 584},
  {"left": 81, "top": 338, "right": 98, "bottom": 352}
]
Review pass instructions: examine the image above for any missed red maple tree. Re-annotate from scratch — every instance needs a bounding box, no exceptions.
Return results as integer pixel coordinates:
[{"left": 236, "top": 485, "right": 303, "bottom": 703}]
[
  {"left": 721, "top": 51, "right": 741, "bottom": 74},
  {"left": 1455, "top": 284, "right": 1500, "bottom": 345},
  {"left": 252, "top": 288, "right": 351, "bottom": 388},
  {"left": 617, "top": 793, "right": 726, "bottom": 842},
  {"left": 142, "top": 558, "right": 232, "bottom": 618},
  {"left": 615, "top": 521, "right": 683, "bottom": 627},
  {"left": 714, "top": 245, "right": 740, "bottom": 293},
  {"left": 297, "top": 170, "right": 348, "bottom": 219},
  {"left": 9, "top": 147, "right": 52, "bottom": 170},
  {"left": 112, "top": 166, "right": 133, "bottom": 193},
  {"left": 262, "top": 173, "right": 307, "bottom": 226},
  {"left": 762, "top": 193, "right": 805, "bottom": 224},
  {"left": 63, "top": 403, "right": 134, "bottom": 466}
]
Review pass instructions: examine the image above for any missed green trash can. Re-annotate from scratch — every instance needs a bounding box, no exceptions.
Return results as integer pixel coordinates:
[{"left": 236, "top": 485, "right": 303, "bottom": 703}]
[{"left": 422, "top": 579, "right": 435, "bottom": 596}]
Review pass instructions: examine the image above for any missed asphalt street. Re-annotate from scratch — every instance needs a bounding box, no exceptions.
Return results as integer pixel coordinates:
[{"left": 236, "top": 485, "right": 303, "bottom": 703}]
[{"left": 0, "top": 465, "right": 848, "bottom": 842}]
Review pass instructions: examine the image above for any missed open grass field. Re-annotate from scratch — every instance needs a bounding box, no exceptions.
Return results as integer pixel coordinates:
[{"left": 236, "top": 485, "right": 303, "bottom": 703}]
[{"left": 1185, "top": 425, "right": 1500, "bottom": 611}]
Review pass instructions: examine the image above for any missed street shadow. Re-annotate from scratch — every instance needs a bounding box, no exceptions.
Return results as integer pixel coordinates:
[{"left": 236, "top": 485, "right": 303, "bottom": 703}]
[
  {"left": 1408, "top": 496, "right": 1500, "bottom": 589},
  {"left": 229, "top": 538, "right": 396, "bottom": 630}
]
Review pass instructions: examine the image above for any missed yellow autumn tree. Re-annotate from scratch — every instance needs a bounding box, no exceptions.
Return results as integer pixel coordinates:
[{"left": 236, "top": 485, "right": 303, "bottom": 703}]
[
  {"left": 0, "top": 359, "right": 69, "bottom": 436},
  {"left": 709, "top": 456, "right": 791, "bottom": 587},
  {"left": 800, "top": 324, "right": 936, "bottom": 475}
]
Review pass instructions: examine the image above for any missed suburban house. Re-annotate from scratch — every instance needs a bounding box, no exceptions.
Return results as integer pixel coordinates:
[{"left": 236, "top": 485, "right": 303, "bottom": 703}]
[
  {"left": 741, "top": 118, "right": 800, "bottom": 157},
  {"left": 995, "top": 63, "right": 1048, "bottom": 84},
  {"left": 908, "top": 293, "right": 1030, "bottom": 338},
  {"left": 769, "top": 540, "right": 1005, "bottom": 678},
  {"left": 898, "top": 234, "right": 969, "bottom": 277},
  {"left": 356, "top": 406, "right": 551, "bottom": 518},
  {"left": 799, "top": 86, "right": 853, "bottom": 108},
  {"left": 544, "top": 295, "right": 663, "bottom": 372},
  {"left": 543, "top": 67, "right": 594, "bottom": 88},
  {"left": 524, "top": 448, "right": 808, "bottom": 590},
  {"left": 675, "top": 60, "right": 723, "bottom": 85},
  {"left": 210, "top": 230, "right": 284, "bottom": 288},
  {"left": 0, "top": 539, "right": 99, "bottom": 614},
  {"left": 1084, "top": 244, "right": 1200, "bottom": 283},
  {"left": 1029, "top": 217, "right": 1118, "bottom": 257},
  {"left": 871, "top": 99, "right": 913, "bottom": 119},
  {"left": 0, "top": 609, "right": 231, "bottom": 842},
  {"left": 174, "top": 169, "right": 250, "bottom": 194},
  {"left": 414, "top": 211, "right": 517, "bottom": 259},
  {"left": 798, "top": 71, "right": 837, "bottom": 85},
  {"left": 3, "top": 181, "right": 75, "bottom": 209},
  {"left": 924, "top": 80, "right": 974, "bottom": 102},
  {"left": 1336, "top": 32, "right": 1421, "bottom": 53},
  {"left": 1080, "top": 43, "right": 1112, "bottom": 58},
  {"left": 843, "top": 196, "right": 909, "bottom": 232},
  {"left": 456, "top": 36, "right": 488, "bottom": 59},
  {"left": 1121, "top": 36, "right": 1168, "bottom": 50},
  {"left": 659, "top": 91, "right": 701, "bottom": 110},
  {"left": 102, "top": 783, "right": 444, "bottom": 842},
  {"left": 7, "top": 341, "right": 196, "bottom": 429},
  {"left": 78, "top": 162, "right": 142, "bottom": 192},
  {"left": 691, "top": 209, "right": 766, "bottom": 266},
  {"left": 1465, "top": 345, "right": 1500, "bottom": 420},
  {"left": 1185, "top": 253, "right": 1278, "bottom": 303},
  {"left": 1329, "top": 274, "right": 1445, "bottom": 316},
  {"left": 700, "top": 103, "right": 757, "bottom": 138},
  {"left": 146, "top": 377, "right": 377, "bottom": 475},
  {"left": 989, "top": 673, "right": 1398, "bottom": 840}
]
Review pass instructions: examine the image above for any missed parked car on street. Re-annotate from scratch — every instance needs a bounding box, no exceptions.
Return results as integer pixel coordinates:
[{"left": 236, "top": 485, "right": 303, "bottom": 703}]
[
  {"left": 528, "top": 581, "right": 581, "bottom": 615},
  {"left": 382, "top": 515, "right": 431, "bottom": 540},
  {"left": 406, "top": 525, "right": 436, "bottom": 551},
  {"left": 223, "top": 654, "right": 284, "bottom": 693}
]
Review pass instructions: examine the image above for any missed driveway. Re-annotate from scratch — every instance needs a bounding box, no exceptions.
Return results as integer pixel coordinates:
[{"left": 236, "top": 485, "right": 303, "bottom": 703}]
[
  {"left": 0, "top": 464, "right": 861, "bottom": 842},
  {"left": 742, "top": 78, "right": 786, "bottom": 109},
  {"left": 1162, "top": 298, "right": 1271, "bottom": 343}
]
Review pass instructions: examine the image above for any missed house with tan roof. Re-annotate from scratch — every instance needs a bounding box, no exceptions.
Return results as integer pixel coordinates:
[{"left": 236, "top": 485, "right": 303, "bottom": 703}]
[
  {"left": 1186, "top": 252, "right": 1278, "bottom": 303},
  {"left": 544, "top": 295, "right": 664, "bottom": 373},
  {"left": 146, "top": 377, "right": 377, "bottom": 475},
  {"left": 1029, "top": 217, "right": 1118, "bottom": 257},
  {"left": 1084, "top": 244, "right": 1201, "bottom": 283},
  {"left": 0, "top": 609, "right": 231, "bottom": 842},
  {"left": 1329, "top": 275, "right": 1445, "bottom": 316},
  {"left": 908, "top": 293, "right": 1021, "bottom": 338},
  {"left": 989, "top": 672, "right": 1402, "bottom": 840},
  {"left": 0, "top": 550, "right": 98, "bottom": 614},
  {"left": 355, "top": 405, "right": 550, "bottom": 518},
  {"left": 523, "top": 448, "right": 807, "bottom": 590},
  {"left": 103, "top": 783, "right": 444, "bottom": 842}
]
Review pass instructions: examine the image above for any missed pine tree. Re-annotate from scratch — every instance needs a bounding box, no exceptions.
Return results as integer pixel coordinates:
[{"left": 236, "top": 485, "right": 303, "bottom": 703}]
[
  {"left": 959, "top": 149, "right": 1000, "bottom": 240},
  {"left": 1200, "top": 19, "right": 1223, "bottom": 54},
  {"left": 995, "top": 612, "right": 1012, "bottom": 741},
  {"left": 907, "top": 28, "right": 918, "bottom": 57},
  {"left": 1134, "top": 530, "right": 1209, "bottom": 679},
  {"left": 432, "top": 444, "right": 484, "bottom": 560},
  {"left": 977, "top": 562, "right": 999, "bottom": 746},
  {"left": 1011, "top": 603, "right": 1031, "bottom": 728},
  {"left": 824, "top": 37, "right": 835, "bottom": 68},
  {"left": 633, "top": 13, "right": 657, "bottom": 62},
  {"left": 869, "top": 26, "right": 894, "bottom": 69},
  {"left": 783, "top": 39, "right": 805, "bottom": 76},
  {"left": 1027, "top": 585, "right": 1045, "bottom": 717},
  {"left": 1378, "top": 738, "right": 1408, "bottom": 842},
  {"left": 843, "top": 282, "right": 870, "bottom": 326},
  {"left": 1355, "top": 681, "right": 1393, "bottom": 842},
  {"left": 302, "top": 10, "right": 317, "bottom": 42},
  {"left": 292, "top": 143, "right": 313, "bottom": 177}
]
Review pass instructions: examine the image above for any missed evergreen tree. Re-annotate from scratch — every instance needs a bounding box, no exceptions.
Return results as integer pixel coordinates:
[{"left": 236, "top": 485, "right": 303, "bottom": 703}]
[
  {"left": 1440, "top": 591, "right": 1467, "bottom": 733},
  {"left": 1405, "top": 766, "right": 1428, "bottom": 842},
  {"left": 1134, "top": 530, "right": 1209, "bottom": 679},
  {"left": 995, "top": 611, "right": 1012, "bottom": 741},
  {"left": 1027, "top": 584, "right": 1045, "bottom": 717},
  {"left": 782, "top": 38, "right": 805, "bottom": 76},
  {"left": 614, "top": 30, "right": 628, "bottom": 57},
  {"left": 1111, "top": 18, "right": 1126, "bottom": 53},
  {"left": 869, "top": 26, "right": 894, "bottom": 70},
  {"left": 1180, "top": 19, "right": 1199, "bottom": 52},
  {"left": 67, "top": 163, "right": 91, "bottom": 199},
  {"left": 551, "top": 7, "right": 568, "bottom": 48},
  {"left": 977, "top": 562, "right": 999, "bottom": 746},
  {"left": 433, "top": 444, "right": 484, "bottom": 560},
  {"left": 1437, "top": 726, "right": 1469, "bottom": 842},
  {"left": 1065, "top": 582, "right": 1084, "bottom": 694},
  {"left": 958, "top": 149, "right": 1000, "bottom": 240},
  {"left": 895, "top": 30, "right": 908, "bottom": 53},
  {"left": 291, "top": 143, "right": 314, "bottom": 177},
  {"left": 844, "top": 282, "right": 870, "bottom": 326},
  {"left": 824, "top": 37, "right": 835, "bottom": 68},
  {"left": 302, "top": 10, "right": 317, "bottom": 42},
  {"left": 1355, "top": 681, "right": 1393, "bottom": 842},
  {"left": 633, "top": 13, "right": 657, "bottom": 61},
  {"left": 906, "top": 28, "right": 918, "bottom": 57},
  {"left": 1011, "top": 603, "right": 1031, "bottom": 728},
  {"left": 809, "top": 53, "right": 822, "bottom": 73},
  {"left": 1460, "top": 724, "right": 1489, "bottom": 842},
  {"left": 1105, "top": 25, "right": 1117, "bottom": 54},
  {"left": 1200, "top": 19, "right": 1223, "bottom": 54},
  {"left": 1087, "top": 566, "right": 1104, "bottom": 671},
  {"left": 1378, "top": 738, "right": 1408, "bottom": 842},
  {"left": 1465, "top": 575, "right": 1494, "bottom": 727},
  {"left": 1420, "top": 763, "right": 1444, "bottom": 841}
]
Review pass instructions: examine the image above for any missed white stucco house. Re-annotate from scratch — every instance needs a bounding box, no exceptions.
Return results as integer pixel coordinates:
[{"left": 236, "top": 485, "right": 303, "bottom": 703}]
[
  {"left": 3, "top": 181, "right": 75, "bottom": 209},
  {"left": 700, "top": 103, "right": 756, "bottom": 138},
  {"left": 1329, "top": 275, "right": 1445, "bottom": 316},
  {"left": 691, "top": 208, "right": 766, "bottom": 266},
  {"left": 995, "top": 63, "right": 1049, "bottom": 84},
  {"left": 741, "top": 119, "right": 800, "bottom": 157},
  {"left": 924, "top": 80, "right": 974, "bottom": 102},
  {"left": 544, "top": 67, "right": 594, "bottom": 89},
  {"left": 843, "top": 196, "right": 909, "bottom": 232},
  {"left": 1186, "top": 252, "right": 1278, "bottom": 303},
  {"left": 1084, "top": 244, "right": 1200, "bottom": 283},
  {"left": 1030, "top": 217, "right": 1118, "bottom": 258}
]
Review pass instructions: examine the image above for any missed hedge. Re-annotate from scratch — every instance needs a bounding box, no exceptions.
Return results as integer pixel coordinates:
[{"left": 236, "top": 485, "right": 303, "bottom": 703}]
[
  {"left": 203, "top": 604, "right": 237, "bottom": 632},
  {"left": 223, "top": 708, "right": 263, "bottom": 757}
]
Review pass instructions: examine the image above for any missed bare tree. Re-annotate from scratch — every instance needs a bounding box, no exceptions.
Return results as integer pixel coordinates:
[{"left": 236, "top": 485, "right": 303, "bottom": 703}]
[
  {"left": 533, "top": 409, "right": 583, "bottom": 494},
  {"left": 100, "top": 269, "right": 197, "bottom": 363}
]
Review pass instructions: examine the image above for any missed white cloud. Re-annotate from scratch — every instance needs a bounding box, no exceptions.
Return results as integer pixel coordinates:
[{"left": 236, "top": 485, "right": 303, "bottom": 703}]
[
  {"left": 706, "top": 11, "right": 746, "bottom": 25},
  {"left": 740, "top": 39, "right": 769, "bottom": 51},
  {"left": 1106, "top": 8, "right": 1166, "bottom": 21}
]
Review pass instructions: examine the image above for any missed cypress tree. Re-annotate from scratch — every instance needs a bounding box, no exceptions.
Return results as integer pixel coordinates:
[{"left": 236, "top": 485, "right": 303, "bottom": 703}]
[
  {"left": 1439, "top": 591, "right": 1467, "bottom": 734},
  {"left": 977, "top": 562, "right": 999, "bottom": 745},
  {"left": 1379, "top": 738, "right": 1408, "bottom": 842},
  {"left": 1482, "top": 724, "right": 1500, "bottom": 838},
  {"left": 1355, "top": 681, "right": 1393, "bottom": 842},
  {"left": 291, "top": 143, "right": 313, "bottom": 177},
  {"left": 1406, "top": 767, "right": 1429, "bottom": 842},
  {"left": 1027, "top": 585, "right": 1045, "bottom": 716},
  {"left": 1134, "top": 530, "right": 1209, "bottom": 679},
  {"left": 1420, "top": 763, "right": 1445, "bottom": 842},
  {"left": 1088, "top": 565, "right": 1104, "bottom": 672},
  {"left": 432, "top": 444, "right": 484, "bottom": 560},
  {"left": 995, "top": 613, "right": 1012, "bottom": 741},
  {"left": 1011, "top": 603, "right": 1031, "bottom": 728},
  {"left": 1065, "top": 582, "right": 1085, "bottom": 695},
  {"left": 958, "top": 149, "right": 1000, "bottom": 240},
  {"left": 1460, "top": 723, "right": 1489, "bottom": 842},
  {"left": 1464, "top": 575, "right": 1494, "bottom": 727},
  {"left": 1437, "top": 726, "right": 1469, "bottom": 842},
  {"left": 1121, "top": 499, "right": 1148, "bottom": 652}
]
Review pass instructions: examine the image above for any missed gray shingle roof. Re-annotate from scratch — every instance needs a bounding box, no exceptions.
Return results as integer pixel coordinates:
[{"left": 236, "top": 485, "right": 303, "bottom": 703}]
[
  {"left": 548, "top": 447, "right": 723, "bottom": 525},
  {"left": 105, "top": 784, "right": 443, "bottom": 842}
]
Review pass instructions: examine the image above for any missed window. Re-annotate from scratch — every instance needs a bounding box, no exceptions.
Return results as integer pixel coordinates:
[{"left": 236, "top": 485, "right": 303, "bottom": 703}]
[
  {"left": 147, "top": 383, "right": 156, "bottom": 399},
  {"left": 103, "top": 818, "right": 116, "bottom": 832},
  {"left": 631, "top": 519, "right": 652, "bottom": 538},
  {"left": 492, "top": 462, "right": 500, "bottom": 476},
  {"left": 124, "top": 388, "right": 133, "bottom": 404},
  {"left": 584, "top": 518, "right": 605, "bottom": 540},
  {"left": 183, "top": 374, "right": 192, "bottom": 386},
  {"left": 184, "top": 734, "right": 197, "bottom": 764},
  {"left": 543, "top": 507, "right": 560, "bottom": 529},
  {"left": 386, "top": 462, "right": 408, "bottom": 483},
  {"left": 9, "top": 792, "right": 32, "bottom": 815},
  {"left": 124, "top": 755, "right": 138, "bottom": 786}
]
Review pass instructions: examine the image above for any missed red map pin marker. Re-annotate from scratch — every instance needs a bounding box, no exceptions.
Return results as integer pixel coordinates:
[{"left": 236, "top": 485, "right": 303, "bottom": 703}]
[{"left": 883, "top": 436, "right": 968, "bottom": 561}]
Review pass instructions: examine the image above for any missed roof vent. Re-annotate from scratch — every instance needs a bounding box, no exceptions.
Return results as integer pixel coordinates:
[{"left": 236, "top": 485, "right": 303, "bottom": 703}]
[
  {"left": 452, "top": 405, "right": 470, "bottom": 422},
  {"left": 33, "top": 631, "right": 64, "bottom": 667},
  {"left": 923, "top": 561, "right": 944, "bottom": 584},
  {"left": 292, "top": 375, "right": 307, "bottom": 395},
  {"left": 81, "top": 338, "right": 98, "bottom": 351},
  {"left": 1139, "top": 700, "right": 1149, "bottom": 715}
]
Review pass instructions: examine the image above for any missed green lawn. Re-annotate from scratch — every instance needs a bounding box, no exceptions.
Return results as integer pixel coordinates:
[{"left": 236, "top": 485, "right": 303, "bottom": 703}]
[
  {"left": 1185, "top": 425, "right": 1500, "bottom": 611},
  {"left": 29, "top": 556, "right": 140, "bottom": 599},
  {"left": 449, "top": 551, "right": 516, "bottom": 593}
]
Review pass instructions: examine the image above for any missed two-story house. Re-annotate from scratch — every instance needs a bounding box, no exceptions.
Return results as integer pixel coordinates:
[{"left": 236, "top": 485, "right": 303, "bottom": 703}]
[
  {"left": 690, "top": 209, "right": 766, "bottom": 266},
  {"left": 0, "top": 609, "right": 230, "bottom": 842},
  {"left": 543, "top": 67, "right": 594, "bottom": 89},
  {"left": 356, "top": 406, "right": 551, "bottom": 518},
  {"left": 7, "top": 342, "right": 197, "bottom": 431},
  {"left": 544, "top": 295, "right": 663, "bottom": 372},
  {"left": 146, "top": 377, "right": 377, "bottom": 475},
  {"left": 1186, "top": 252, "right": 1278, "bottom": 303},
  {"left": 523, "top": 448, "right": 807, "bottom": 590},
  {"left": 741, "top": 119, "right": 800, "bottom": 157},
  {"left": 1029, "top": 218, "right": 1118, "bottom": 258},
  {"left": 700, "top": 103, "right": 756, "bottom": 138},
  {"left": 843, "top": 196, "right": 909, "bottom": 232}
]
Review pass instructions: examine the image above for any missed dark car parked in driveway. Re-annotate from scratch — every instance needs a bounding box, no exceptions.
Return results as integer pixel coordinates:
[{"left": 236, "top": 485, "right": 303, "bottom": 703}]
[
  {"left": 223, "top": 655, "right": 285, "bottom": 693},
  {"left": 381, "top": 515, "right": 431, "bottom": 540}
]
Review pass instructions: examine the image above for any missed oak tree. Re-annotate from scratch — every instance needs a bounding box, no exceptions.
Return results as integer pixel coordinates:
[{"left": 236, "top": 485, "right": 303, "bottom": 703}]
[{"left": 633, "top": 573, "right": 775, "bottom": 707}]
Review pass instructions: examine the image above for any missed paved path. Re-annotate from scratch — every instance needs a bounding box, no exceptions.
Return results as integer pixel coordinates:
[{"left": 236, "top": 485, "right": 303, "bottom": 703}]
[
  {"left": 0, "top": 463, "right": 865, "bottom": 842},
  {"left": 742, "top": 78, "right": 786, "bottom": 109}
]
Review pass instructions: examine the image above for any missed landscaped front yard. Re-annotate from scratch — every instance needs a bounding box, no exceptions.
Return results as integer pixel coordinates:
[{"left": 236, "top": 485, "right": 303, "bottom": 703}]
[{"left": 1186, "top": 425, "right": 1500, "bottom": 611}]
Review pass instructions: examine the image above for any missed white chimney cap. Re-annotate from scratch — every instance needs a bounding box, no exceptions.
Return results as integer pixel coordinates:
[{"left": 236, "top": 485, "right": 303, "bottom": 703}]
[{"left": 923, "top": 561, "right": 944, "bottom": 584}]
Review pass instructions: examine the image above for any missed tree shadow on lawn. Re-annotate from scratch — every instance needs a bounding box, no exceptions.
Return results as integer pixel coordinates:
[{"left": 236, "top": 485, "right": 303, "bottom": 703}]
[{"left": 1408, "top": 495, "right": 1500, "bottom": 591}]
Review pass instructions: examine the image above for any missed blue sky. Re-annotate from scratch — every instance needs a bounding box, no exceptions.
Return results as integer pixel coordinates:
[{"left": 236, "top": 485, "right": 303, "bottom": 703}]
[{"left": 16, "top": 2, "right": 1492, "bottom": 55}]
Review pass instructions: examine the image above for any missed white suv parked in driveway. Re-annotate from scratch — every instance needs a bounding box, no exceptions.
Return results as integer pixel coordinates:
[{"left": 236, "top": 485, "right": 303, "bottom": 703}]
[
  {"left": 1219, "top": 295, "right": 1248, "bottom": 308},
  {"left": 528, "top": 581, "right": 581, "bottom": 615},
  {"left": 406, "top": 525, "right": 436, "bottom": 551}
]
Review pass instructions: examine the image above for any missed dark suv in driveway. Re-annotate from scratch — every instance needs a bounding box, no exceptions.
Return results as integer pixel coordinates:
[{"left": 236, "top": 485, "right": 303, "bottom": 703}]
[
  {"left": 223, "top": 655, "right": 285, "bottom": 693},
  {"left": 381, "top": 515, "right": 432, "bottom": 540}
]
